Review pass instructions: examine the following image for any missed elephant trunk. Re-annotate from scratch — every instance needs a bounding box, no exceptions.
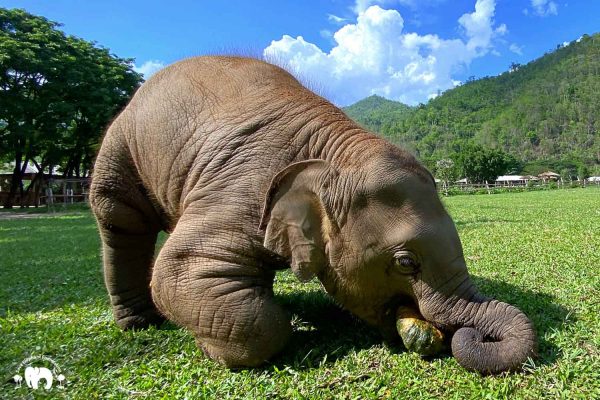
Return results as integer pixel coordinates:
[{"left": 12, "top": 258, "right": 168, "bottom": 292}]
[{"left": 418, "top": 276, "right": 537, "bottom": 374}]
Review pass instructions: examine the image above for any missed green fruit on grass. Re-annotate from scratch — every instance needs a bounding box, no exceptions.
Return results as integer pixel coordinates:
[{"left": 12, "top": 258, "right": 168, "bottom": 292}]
[{"left": 396, "top": 317, "right": 444, "bottom": 356}]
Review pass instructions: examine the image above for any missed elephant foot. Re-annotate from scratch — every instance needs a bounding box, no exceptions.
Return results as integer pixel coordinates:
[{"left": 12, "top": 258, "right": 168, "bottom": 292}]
[
  {"left": 195, "top": 325, "right": 291, "bottom": 368},
  {"left": 190, "top": 290, "right": 292, "bottom": 368},
  {"left": 113, "top": 305, "right": 165, "bottom": 330}
]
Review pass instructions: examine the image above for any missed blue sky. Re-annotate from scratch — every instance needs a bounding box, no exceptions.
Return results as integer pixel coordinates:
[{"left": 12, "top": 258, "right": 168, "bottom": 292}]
[{"left": 2, "top": 0, "right": 599, "bottom": 105}]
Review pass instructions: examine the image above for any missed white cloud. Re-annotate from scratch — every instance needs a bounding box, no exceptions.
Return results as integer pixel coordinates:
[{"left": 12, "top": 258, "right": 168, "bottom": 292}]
[
  {"left": 264, "top": 0, "right": 505, "bottom": 105},
  {"left": 133, "top": 60, "right": 165, "bottom": 79},
  {"left": 495, "top": 23, "right": 508, "bottom": 35},
  {"left": 509, "top": 43, "right": 523, "bottom": 55},
  {"left": 457, "top": 0, "right": 504, "bottom": 53},
  {"left": 353, "top": 0, "right": 390, "bottom": 14},
  {"left": 320, "top": 29, "right": 333, "bottom": 39},
  {"left": 328, "top": 14, "right": 348, "bottom": 24},
  {"left": 530, "top": 0, "right": 558, "bottom": 16}
]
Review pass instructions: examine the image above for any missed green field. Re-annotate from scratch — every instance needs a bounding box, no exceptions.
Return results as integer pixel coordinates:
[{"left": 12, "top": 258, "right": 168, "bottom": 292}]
[{"left": 1, "top": 188, "right": 599, "bottom": 399}]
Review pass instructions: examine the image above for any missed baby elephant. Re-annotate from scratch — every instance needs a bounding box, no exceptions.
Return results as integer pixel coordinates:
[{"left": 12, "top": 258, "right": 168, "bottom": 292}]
[{"left": 90, "top": 56, "right": 536, "bottom": 373}]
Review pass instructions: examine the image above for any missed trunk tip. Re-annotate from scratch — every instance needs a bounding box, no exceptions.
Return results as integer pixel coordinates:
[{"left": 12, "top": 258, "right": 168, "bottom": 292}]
[{"left": 451, "top": 327, "right": 536, "bottom": 374}]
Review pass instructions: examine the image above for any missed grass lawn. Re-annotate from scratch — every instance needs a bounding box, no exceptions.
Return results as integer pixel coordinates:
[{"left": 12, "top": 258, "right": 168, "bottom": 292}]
[{"left": 1, "top": 188, "right": 599, "bottom": 399}]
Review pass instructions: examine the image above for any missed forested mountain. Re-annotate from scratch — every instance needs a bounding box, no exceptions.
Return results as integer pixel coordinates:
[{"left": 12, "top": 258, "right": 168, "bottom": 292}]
[
  {"left": 343, "top": 95, "right": 413, "bottom": 134},
  {"left": 343, "top": 33, "right": 600, "bottom": 175}
]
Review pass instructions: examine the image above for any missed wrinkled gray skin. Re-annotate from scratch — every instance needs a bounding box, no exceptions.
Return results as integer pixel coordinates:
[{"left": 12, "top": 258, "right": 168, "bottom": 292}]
[{"left": 90, "top": 56, "right": 536, "bottom": 374}]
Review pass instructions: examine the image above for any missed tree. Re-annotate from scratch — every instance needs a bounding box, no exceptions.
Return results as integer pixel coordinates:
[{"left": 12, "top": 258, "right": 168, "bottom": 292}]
[
  {"left": 577, "top": 164, "right": 589, "bottom": 182},
  {"left": 560, "top": 168, "right": 573, "bottom": 183},
  {"left": 0, "top": 8, "right": 142, "bottom": 207},
  {"left": 435, "top": 158, "right": 458, "bottom": 194},
  {"left": 455, "top": 144, "right": 512, "bottom": 184}
]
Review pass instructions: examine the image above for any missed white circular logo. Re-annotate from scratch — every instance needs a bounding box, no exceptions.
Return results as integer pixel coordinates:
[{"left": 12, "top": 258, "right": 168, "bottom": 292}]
[{"left": 13, "top": 355, "right": 66, "bottom": 391}]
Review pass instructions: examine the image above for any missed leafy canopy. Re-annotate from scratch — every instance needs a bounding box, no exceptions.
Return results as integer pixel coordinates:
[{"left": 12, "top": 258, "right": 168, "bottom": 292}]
[
  {"left": 0, "top": 7, "right": 142, "bottom": 174},
  {"left": 0, "top": 8, "right": 143, "bottom": 206},
  {"left": 455, "top": 144, "right": 515, "bottom": 183}
]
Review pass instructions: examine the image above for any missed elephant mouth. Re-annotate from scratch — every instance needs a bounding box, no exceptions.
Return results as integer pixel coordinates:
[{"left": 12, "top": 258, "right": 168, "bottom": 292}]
[
  {"left": 378, "top": 297, "right": 435, "bottom": 342},
  {"left": 379, "top": 298, "right": 457, "bottom": 352}
]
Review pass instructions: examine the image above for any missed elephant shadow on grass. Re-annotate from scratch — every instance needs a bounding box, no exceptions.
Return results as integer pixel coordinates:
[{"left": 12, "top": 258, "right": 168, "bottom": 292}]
[
  {"left": 264, "top": 276, "right": 570, "bottom": 370},
  {"left": 270, "top": 289, "right": 381, "bottom": 369}
]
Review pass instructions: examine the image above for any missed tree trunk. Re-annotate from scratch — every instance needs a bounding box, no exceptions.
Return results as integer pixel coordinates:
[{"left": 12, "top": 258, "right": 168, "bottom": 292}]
[
  {"left": 63, "top": 157, "right": 73, "bottom": 178},
  {"left": 24, "top": 160, "right": 46, "bottom": 208},
  {"left": 18, "top": 156, "right": 30, "bottom": 208},
  {"left": 4, "top": 148, "right": 23, "bottom": 209}
]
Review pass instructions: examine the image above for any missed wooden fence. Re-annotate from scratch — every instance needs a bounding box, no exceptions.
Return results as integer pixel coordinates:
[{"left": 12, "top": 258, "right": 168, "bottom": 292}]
[
  {"left": 0, "top": 177, "right": 90, "bottom": 207},
  {"left": 437, "top": 180, "right": 599, "bottom": 195}
]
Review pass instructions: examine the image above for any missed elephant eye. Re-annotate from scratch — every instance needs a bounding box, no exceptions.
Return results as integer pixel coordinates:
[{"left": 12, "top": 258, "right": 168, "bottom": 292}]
[{"left": 393, "top": 252, "right": 419, "bottom": 274}]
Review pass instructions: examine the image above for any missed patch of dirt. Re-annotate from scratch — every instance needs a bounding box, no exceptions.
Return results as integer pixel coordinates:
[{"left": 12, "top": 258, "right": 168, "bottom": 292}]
[{"left": 0, "top": 212, "right": 69, "bottom": 220}]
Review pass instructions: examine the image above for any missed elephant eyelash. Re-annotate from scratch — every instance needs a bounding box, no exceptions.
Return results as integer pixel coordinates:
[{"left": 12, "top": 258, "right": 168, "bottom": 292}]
[
  {"left": 392, "top": 251, "right": 420, "bottom": 275},
  {"left": 397, "top": 257, "right": 416, "bottom": 267}
]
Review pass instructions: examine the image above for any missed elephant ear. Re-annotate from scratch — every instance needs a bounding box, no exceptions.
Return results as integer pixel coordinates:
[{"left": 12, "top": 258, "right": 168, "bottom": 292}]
[{"left": 259, "top": 160, "right": 336, "bottom": 282}]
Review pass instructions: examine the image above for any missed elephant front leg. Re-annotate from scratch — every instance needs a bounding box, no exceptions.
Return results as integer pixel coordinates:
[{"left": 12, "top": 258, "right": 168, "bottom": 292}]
[
  {"left": 151, "top": 228, "right": 292, "bottom": 367},
  {"left": 194, "top": 279, "right": 291, "bottom": 367}
]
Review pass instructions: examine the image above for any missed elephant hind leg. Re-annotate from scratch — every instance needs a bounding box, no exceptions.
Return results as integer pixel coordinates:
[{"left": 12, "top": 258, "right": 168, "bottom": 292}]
[
  {"left": 90, "top": 133, "right": 165, "bottom": 330},
  {"left": 98, "top": 227, "right": 165, "bottom": 330}
]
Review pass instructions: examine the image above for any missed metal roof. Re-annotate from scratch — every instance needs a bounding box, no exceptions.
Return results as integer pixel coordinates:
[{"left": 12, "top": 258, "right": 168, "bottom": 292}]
[{"left": 496, "top": 175, "right": 538, "bottom": 181}]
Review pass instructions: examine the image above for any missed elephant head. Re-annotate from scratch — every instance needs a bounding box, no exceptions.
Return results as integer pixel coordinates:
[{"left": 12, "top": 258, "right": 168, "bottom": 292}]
[{"left": 260, "top": 148, "right": 536, "bottom": 374}]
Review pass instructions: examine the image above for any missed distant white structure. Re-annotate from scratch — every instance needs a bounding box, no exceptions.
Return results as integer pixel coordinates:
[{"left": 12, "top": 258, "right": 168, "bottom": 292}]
[
  {"left": 587, "top": 176, "right": 600, "bottom": 183},
  {"left": 495, "top": 175, "right": 538, "bottom": 186},
  {"left": 0, "top": 162, "right": 40, "bottom": 175}
]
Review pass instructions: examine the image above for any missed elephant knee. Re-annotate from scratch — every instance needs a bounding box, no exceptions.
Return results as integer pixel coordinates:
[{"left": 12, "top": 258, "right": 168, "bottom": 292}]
[
  {"left": 198, "top": 319, "right": 292, "bottom": 368},
  {"left": 149, "top": 241, "right": 292, "bottom": 367},
  {"left": 196, "top": 296, "right": 292, "bottom": 368}
]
